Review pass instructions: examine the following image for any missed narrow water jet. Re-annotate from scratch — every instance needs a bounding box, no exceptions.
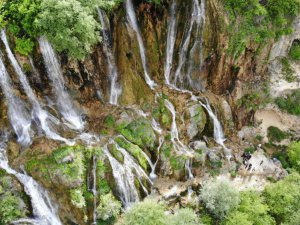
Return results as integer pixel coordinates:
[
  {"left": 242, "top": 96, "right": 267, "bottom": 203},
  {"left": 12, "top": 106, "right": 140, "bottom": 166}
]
[
  {"left": 125, "top": 0, "right": 157, "bottom": 89},
  {"left": 1, "top": 30, "right": 71, "bottom": 145},
  {"left": 92, "top": 155, "right": 97, "bottom": 225},
  {"left": 0, "top": 135, "right": 62, "bottom": 225},
  {"left": 0, "top": 54, "right": 32, "bottom": 146},
  {"left": 98, "top": 9, "right": 122, "bottom": 105},
  {"left": 164, "top": 0, "right": 178, "bottom": 85},
  {"left": 200, "top": 100, "right": 232, "bottom": 159},
  {"left": 38, "top": 37, "right": 84, "bottom": 130},
  {"left": 103, "top": 140, "right": 151, "bottom": 207}
]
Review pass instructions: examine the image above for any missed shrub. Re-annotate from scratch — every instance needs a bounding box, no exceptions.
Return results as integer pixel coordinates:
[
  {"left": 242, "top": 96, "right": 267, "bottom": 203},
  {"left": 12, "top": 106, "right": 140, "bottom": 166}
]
[
  {"left": 287, "top": 142, "right": 300, "bottom": 172},
  {"left": 224, "top": 191, "right": 275, "bottom": 225},
  {"left": 289, "top": 43, "right": 300, "bottom": 60},
  {"left": 70, "top": 188, "right": 86, "bottom": 208},
  {"left": 0, "top": 193, "right": 25, "bottom": 224},
  {"left": 118, "top": 199, "right": 167, "bottom": 225},
  {"left": 169, "top": 208, "right": 202, "bottom": 225},
  {"left": 264, "top": 172, "right": 300, "bottom": 223},
  {"left": 281, "top": 57, "right": 296, "bottom": 82},
  {"left": 36, "top": 0, "right": 100, "bottom": 60},
  {"left": 97, "top": 192, "right": 122, "bottom": 221},
  {"left": 267, "top": 126, "right": 289, "bottom": 143},
  {"left": 275, "top": 89, "right": 300, "bottom": 116},
  {"left": 15, "top": 37, "right": 35, "bottom": 55},
  {"left": 200, "top": 179, "right": 240, "bottom": 219}
]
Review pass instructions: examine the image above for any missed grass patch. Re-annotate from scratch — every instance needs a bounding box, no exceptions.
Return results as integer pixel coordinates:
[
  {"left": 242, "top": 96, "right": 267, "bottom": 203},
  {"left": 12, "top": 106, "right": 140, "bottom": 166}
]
[
  {"left": 267, "top": 126, "right": 289, "bottom": 143},
  {"left": 275, "top": 89, "right": 300, "bottom": 116}
]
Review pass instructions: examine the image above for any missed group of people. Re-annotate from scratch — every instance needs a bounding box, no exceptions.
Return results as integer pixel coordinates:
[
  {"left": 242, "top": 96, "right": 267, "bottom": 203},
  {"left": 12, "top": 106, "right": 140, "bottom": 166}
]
[{"left": 242, "top": 152, "right": 253, "bottom": 171}]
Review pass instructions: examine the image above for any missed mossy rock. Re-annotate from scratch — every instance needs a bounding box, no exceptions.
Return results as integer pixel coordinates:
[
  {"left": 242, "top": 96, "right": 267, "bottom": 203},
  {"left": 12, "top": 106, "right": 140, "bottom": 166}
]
[
  {"left": 114, "top": 136, "right": 149, "bottom": 170},
  {"left": 184, "top": 104, "right": 207, "bottom": 140},
  {"left": 116, "top": 118, "right": 157, "bottom": 151},
  {"left": 25, "top": 145, "right": 86, "bottom": 188},
  {"left": 152, "top": 98, "right": 172, "bottom": 129},
  {"left": 108, "top": 144, "right": 124, "bottom": 163},
  {"left": 0, "top": 170, "right": 30, "bottom": 224}
]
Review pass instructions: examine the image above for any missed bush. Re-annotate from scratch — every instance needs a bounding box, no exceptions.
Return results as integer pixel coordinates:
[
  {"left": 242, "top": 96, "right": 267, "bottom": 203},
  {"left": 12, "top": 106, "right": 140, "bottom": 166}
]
[
  {"left": 200, "top": 179, "right": 240, "bottom": 219},
  {"left": 281, "top": 57, "right": 296, "bottom": 82},
  {"left": 118, "top": 199, "right": 167, "bottom": 225},
  {"left": 36, "top": 0, "right": 100, "bottom": 60},
  {"left": 267, "top": 126, "right": 289, "bottom": 143},
  {"left": 224, "top": 191, "right": 275, "bottom": 225},
  {"left": 289, "top": 43, "right": 300, "bottom": 60},
  {"left": 0, "top": 193, "right": 25, "bottom": 224},
  {"left": 15, "top": 37, "right": 35, "bottom": 55},
  {"left": 275, "top": 89, "right": 300, "bottom": 116},
  {"left": 287, "top": 142, "right": 300, "bottom": 172},
  {"left": 97, "top": 192, "right": 122, "bottom": 221},
  {"left": 264, "top": 172, "right": 300, "bottom": 223},
  {"left": 169, "top": 208, "right": 202, "bottom": 225}
]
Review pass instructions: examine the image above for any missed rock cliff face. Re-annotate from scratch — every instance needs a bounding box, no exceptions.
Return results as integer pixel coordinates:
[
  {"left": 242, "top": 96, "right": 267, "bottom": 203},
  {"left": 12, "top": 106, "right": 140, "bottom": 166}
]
[{"left": 1, "top": 0, "right": 299, "bottom": 224}]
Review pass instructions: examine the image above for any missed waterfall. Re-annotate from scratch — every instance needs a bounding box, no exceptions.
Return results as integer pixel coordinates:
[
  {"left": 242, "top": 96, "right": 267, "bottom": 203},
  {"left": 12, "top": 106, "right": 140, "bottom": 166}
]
[
  {"left": 38, "top": 37, "right": 84, "bottom": 130},
  {"left": 92, "top": 155, "right": 97, "bottom": 225},
  {"left": 0, "top": 54, "right": 32, "bottom": 146},
  {"left": 173, "top": 0, "right": 205, "bottom": 90},
  {"left": 103, "top": 140, "right": 151, "bottom": 207},
  {"left": 125, "top": 0, "right": 157, "bottom": 89},
  {"left": 1, "top": 30, "right": 71, "bottom": 145},
  {"left": 98, "top": 9, "right": 122, "bottom": 105},
  {"left": 200, "top": 100, "right": 232, "bottom": 160},
  {"left": 164, "top": 99, "right": 193, "bottom": 156},
  {"left": 164, "top": 0, "right": 178, "bottom": 85},
  {"left": 0, "top": 135, "right": 62, "bottom": 225}
]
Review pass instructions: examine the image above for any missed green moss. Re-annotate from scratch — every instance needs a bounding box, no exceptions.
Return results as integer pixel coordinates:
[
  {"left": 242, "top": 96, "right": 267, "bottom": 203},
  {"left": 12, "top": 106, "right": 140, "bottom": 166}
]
[
  {"left": 281, "top": 57, "right": 296, "bottom": 82},
  {"left": 267, "top": 126, "right": 289, "bottom": 143},
  {"left": 116, "top": 119, "right": 156, "bottom": 151},
  {"left": 114, "top": 137, "right": 149, "bottom": 170},
  {"left": 170, "top": 155, "right": 186, "bottom": 171},
  {"left": 0, "top": 193, "right": 25, "bottom": 224},
  {"left": 96, "top": 160, "right": 110, "bottom": 195},
  {"left": 108, "top": 144, "right": 124, "bottom": 163},
  {"left": 25, "top": 145, "right": 86, "bottom": 187},
  {"left": 70, "top": 188, "right": 86, "bottom": 209},
  {"left": 104, "top": 115, "right": 115, "bottom": 128},
  {"left": 152, "top": 98, "right": 171, "bottom": 127}
]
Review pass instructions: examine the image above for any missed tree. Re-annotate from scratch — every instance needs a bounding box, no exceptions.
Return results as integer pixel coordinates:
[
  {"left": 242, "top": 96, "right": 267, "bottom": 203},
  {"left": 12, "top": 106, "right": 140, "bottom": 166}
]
[
  {"left": 224, "top": 191, "right": 275, "bottom": 225},
  {"left": 36, "top": 0, "right": 100, "bottom": 60},
  {"left": 264, "top": 172, "right": 300, "bottom": 223},
  {"left": 169, "top": 208, "right": 202, "bottom": 225},
  {"left": 200, "top": 179, "right": 240, "bottom": 219},
  {"left": 118, "top": 199, "right": 167, "bottom": 225},
  {"left": 287, "top": 142, "right": 300, "bottom": 172}
]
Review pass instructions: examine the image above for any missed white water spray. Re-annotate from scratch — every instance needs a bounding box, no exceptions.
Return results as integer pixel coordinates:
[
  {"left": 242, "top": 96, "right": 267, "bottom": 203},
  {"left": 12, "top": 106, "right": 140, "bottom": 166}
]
[
  {"left": 0, "top": 136, "right": 62, "bottom": 225},
  {"left": 38, "top": 37, "right": 84, "bottom": 130},
  {"left": 1, "top": 30, "right": 71, "bottom": 145},
  {"left": 0, "top": 54, "right": 32, "bottom": 146},
  {"left": 125, "top": 0, "right": 157, "bottom": 89},
  {"left": 98, "top": 9, "right": 122, "bottom": 105}
]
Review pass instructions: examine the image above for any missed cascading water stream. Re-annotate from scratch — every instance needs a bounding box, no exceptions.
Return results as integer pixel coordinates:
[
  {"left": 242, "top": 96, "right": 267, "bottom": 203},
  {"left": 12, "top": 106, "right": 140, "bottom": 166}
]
[
  {"left": 103, "top": 140, "right": 152, "bottom": 207},
  {"left": 38, "top": 37, "right": 84, "bottom": 130},
  {"left": 125, "top": 0, "right": 157, "bottom": 89},
  {"left": 173, "top": 0, "right": 205, "bottom": 88},
  {"left": 0, "top": 54, "right": 32, "bottom": 146},
  {"left": 199, "top": 100, "right": 232, "bottom": 160},
  {"left": 0, "top": 135, "right": 62, "bottom": 225},
  {"left": 1, "top": 30, "right": 71, "bottom": 145},
  {"left": 92, "top": 155, "right": 97, "bottom": 225},
  {"left": 98, "top": 9, "right": 122, "bottom": 105},
  {"left": 164, "top": 0, "right": 178, "bottom": 85}
]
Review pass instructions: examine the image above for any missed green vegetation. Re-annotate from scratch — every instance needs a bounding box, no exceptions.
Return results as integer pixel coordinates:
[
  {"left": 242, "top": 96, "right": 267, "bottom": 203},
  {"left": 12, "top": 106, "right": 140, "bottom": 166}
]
[
  {"left": 0, "top": 0, "right": 121, "bottom": 58},
  {"left": 267, "top": 126, "right": 289, "bottom": 143},
  {"left": 224, "top": 191, "right": 275, "bottom": 225},
  {"left": 287, "top": 142, "right": 300, "bottom": 172},
  {"left": 281, "top": 57, "right": 296, "bottom": 82},
  {"left": 275, "top": 89, "right": 300, "bottom": 116},
  {"left": 0, "top": 193, "right": 25, "bottom": 224},
  {"left": 200, "top": 179, "right": 240, "bottom": 219},
  {"left": 116, "top": 119, "right": 156, "bottom": 150},
  {"left": 117, "top": 199, "right": 202, "bottom": 225},
  {"left": 224, "top": 0, "right": 300, "bottom": 58},
  {"left": 289, "top": 42, "right": 300, "bottom": 60},
  {"left": 264, "top": 172, "right": 300, "bottom": 223},
  {"left": 97, "top": 192, "right": 122, "bottom": 222},
  {"left": 70, "top": 188, "right": 86, "bottom": 208}
]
